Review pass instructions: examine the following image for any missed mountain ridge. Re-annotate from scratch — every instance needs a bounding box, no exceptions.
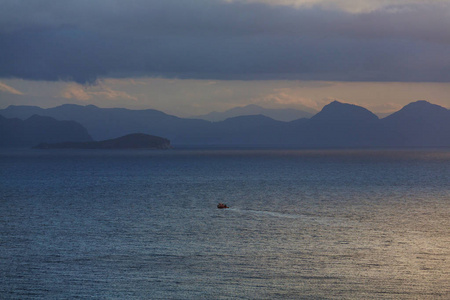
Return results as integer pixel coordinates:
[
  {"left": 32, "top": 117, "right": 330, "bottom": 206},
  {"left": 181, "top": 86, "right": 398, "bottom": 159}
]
[{"left": 2, "top": 100, "right": 450, "bottom": 148}]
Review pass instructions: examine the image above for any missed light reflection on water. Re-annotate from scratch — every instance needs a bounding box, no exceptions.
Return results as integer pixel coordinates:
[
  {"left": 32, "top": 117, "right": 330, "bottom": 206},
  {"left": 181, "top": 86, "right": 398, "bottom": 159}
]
[{"left": 0, "top": 149, "right": 449, "bottom": 299}]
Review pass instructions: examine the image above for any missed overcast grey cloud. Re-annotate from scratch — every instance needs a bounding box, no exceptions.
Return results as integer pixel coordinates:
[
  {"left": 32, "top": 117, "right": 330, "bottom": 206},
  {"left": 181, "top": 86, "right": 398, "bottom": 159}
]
[{"left": 1, "top": 0, "right": 449, "bottom": 83}]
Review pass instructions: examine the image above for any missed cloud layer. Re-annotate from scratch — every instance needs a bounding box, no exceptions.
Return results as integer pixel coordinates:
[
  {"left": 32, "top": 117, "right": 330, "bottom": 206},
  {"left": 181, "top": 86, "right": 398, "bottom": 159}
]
[{"left": 1, "top": 0, "right": 449, "bottom": 83}]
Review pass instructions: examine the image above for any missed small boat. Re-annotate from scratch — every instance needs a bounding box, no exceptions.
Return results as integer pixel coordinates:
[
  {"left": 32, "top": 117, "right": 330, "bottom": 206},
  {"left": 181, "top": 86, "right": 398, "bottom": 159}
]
[{"left": 217, "top": 203, "right": 229, "bottom": 209}]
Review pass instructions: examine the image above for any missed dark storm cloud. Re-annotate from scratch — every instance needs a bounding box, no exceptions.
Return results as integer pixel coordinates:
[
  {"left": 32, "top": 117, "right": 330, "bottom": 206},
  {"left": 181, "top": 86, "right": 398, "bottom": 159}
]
[{"left": 1, "top": 0, "right": 450, "bottom": 83}]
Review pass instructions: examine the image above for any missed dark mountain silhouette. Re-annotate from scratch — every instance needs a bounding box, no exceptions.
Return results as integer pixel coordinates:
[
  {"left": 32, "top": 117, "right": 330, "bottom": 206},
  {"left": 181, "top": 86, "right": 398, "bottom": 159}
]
[
  {"left": 383, "top": 100, "right": 450, "bottom": 125},
  {"left": 0, "top": 115, "right": 92, "bottom": 147},
  {"left": 194, "top": 104, "right": 315, "bottom": 122},
  {"left": 311, "top": 101, "right": 379, "bottom": 122},
  {"left": 34, "top": 133, "right": 171, "bottom": 150},
  {"left": 2, "top": 100, "right": 450, "bottom": 148},
  {"left": 381, "top": 100, "right": 450, "bottom": 147},
  {"left": 301, "top": 101, "right": 382, "bottom": 147}
]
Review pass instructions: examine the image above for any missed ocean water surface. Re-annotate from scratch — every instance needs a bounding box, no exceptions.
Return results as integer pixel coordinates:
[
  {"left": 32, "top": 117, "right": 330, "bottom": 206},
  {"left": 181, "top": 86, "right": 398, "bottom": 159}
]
[{"left": 1, "top": 149, "right": 449, "bottom": 299}]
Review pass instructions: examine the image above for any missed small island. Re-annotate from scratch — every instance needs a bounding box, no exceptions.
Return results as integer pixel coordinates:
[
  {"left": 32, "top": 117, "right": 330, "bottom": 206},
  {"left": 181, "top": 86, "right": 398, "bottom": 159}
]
[{"left": 34, "top": 133, "right": 171, "bottom": 150}]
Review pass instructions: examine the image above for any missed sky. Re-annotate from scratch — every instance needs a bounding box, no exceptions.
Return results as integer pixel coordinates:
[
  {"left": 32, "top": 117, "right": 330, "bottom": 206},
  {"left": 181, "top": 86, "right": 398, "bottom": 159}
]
[{"left": 1, "top": 0, "right": 450, "bottom": 116}]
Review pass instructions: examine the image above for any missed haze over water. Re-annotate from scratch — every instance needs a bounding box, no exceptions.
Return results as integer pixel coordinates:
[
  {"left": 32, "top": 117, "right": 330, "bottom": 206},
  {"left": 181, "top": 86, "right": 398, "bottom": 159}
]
[{"left": 1, "top": 149, "right": 449, "bottom": 299}]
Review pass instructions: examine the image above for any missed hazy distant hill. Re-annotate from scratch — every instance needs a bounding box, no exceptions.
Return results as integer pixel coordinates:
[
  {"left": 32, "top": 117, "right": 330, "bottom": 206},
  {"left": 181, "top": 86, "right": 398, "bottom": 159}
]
[
  {"left": 35, "top": 133, "right": 170, "bottom": 150},
  {"left": 0, "top": 105, "right": 45, "bottom": 120},
  {"left": 2, "top": 100, "right": 450, "bottom": 148},
  {"left": 194, "top": 104, "right": 315, "bottom": 122},
  {"left": 0, "top": 115, "right": 92, "bottom": 147},
  {"left": 208, "top": 115, "right": 288, "bottom": 146}
]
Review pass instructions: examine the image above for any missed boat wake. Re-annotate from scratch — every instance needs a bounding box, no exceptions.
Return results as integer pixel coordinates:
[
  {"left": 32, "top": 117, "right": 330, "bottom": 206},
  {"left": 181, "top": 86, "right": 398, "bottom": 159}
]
[{"left": 228, "top": 208, "right": 303, "bottom": 219}]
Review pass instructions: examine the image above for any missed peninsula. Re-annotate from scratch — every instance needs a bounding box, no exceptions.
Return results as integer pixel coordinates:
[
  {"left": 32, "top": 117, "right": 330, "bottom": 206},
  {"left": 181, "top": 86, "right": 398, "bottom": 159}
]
[{"left": 34, "top": 133, "right": 171, "bottom": 150}]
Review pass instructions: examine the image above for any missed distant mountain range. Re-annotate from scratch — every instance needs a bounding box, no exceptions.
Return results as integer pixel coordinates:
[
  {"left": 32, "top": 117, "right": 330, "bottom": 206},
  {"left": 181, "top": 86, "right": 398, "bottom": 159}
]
[
  {"left": 1, "top": 100, "right": 450, "bottom": 148},
  {"left": 193, "top": 104, "right": 315, "bottom": 122}
]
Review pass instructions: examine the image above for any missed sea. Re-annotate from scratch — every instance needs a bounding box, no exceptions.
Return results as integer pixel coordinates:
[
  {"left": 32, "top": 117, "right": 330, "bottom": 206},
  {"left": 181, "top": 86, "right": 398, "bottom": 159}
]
[{"left": 1, "top": 148, "right": 449, "bottom": 299}]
